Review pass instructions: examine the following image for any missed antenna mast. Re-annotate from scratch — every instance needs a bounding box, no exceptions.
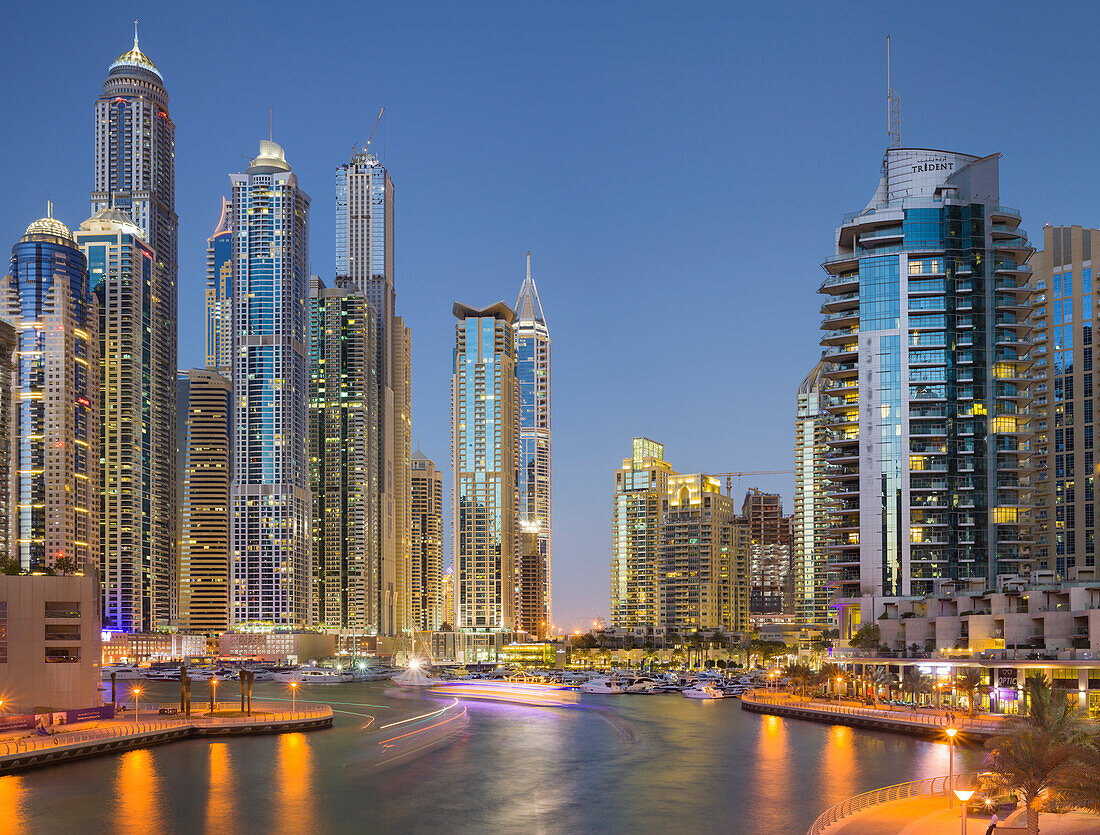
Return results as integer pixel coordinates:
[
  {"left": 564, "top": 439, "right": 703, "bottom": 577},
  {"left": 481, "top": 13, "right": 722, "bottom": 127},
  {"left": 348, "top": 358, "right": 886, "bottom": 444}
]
[{"left": 887, "top": 35, "right": 901, "bottom": 148}]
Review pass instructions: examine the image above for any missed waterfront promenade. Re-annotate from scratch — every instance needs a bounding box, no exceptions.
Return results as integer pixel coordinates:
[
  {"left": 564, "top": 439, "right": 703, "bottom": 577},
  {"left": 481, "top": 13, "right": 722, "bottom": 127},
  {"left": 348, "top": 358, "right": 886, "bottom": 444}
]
[
  {"left": 0, "top": 700, "right": 332, "bottom": 773},
  {"left": 742, "top": 690, "right": 1006, "bottom": 739}
]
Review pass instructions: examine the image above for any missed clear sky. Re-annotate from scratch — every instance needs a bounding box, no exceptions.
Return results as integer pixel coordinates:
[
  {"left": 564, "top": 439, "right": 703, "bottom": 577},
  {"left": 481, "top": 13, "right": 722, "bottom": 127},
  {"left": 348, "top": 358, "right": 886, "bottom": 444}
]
[{"left": 2, "top": 1, "right": 1098, "bottom": 631}]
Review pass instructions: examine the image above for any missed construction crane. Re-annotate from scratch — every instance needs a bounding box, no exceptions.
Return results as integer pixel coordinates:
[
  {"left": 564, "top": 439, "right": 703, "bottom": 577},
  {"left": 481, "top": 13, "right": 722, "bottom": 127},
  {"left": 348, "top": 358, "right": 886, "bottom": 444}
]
[
  {"left": 352, "top": 106, "right": 385, "bottom": 158},
  {"left": 711, "top": 470, "right": 796, "bottom": 497}
]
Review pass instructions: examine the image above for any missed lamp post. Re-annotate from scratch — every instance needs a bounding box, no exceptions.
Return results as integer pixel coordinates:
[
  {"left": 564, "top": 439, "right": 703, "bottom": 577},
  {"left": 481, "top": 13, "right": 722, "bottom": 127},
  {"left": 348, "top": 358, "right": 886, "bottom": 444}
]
[
  {"left": 209, "top": 678, "right": 218, "bottom": 715},
  {"left": 953, "top": 788, "right": 974, "bottom": 834},
  {"left": 946, "top": 727, "right": 958, "bottom": 807},
  {"left": 837, "top": 677, "right": 843, "bottom": 705},
  {"left": 290, "top": 681, "right": 298, "bottom": 715},
  {"left": 132, "top": 687, "right": 142, "bottom": 722}
]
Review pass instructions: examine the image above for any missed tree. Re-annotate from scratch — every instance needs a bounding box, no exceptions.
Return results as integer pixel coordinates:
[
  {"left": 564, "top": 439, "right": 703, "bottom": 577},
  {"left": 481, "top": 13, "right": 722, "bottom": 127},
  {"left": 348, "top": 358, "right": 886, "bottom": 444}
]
[
  {"left": 818, "top": 662, "right": 843, "bottom": 698},
  {"left": 983, "top": 676, "right": 1091, "bottom": 835},
  {"left": 956, "top": 668, "right": 984, "bottom": 717},
  {"left": 868, "top": 667, "right": 895, "bottom": 707},
  {"left": 0, "top": 555, "right": 21, "bottom": 575},
  {"left": 53, "top": 555, "right": 77, "bottom": 575},
  {"left": 788, "top": 663, "right": 815, "bottom": 698},
  {"left": 849, "top": 623, "right": 881, "bottom": 652}
]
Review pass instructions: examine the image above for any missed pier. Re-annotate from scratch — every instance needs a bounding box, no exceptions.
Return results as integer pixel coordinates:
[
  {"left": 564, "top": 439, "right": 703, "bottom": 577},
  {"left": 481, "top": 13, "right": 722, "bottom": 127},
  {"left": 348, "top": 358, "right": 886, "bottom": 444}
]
[
  {"left": 740, "top": 690, "right": 1005, "bottom": 740},
  {"left": 0, "top": 701, "right": 332, "bottom": 774}
]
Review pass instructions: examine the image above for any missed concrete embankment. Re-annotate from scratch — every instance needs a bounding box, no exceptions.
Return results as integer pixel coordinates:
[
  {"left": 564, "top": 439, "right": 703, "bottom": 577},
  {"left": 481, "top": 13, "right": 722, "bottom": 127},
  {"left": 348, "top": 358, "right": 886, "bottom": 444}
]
[
  {"left": 740, "top": 692, "right": 1002, "bottom": 740},
  {"left": 0, "top": 705, "right": 332, "bottom": 774}
]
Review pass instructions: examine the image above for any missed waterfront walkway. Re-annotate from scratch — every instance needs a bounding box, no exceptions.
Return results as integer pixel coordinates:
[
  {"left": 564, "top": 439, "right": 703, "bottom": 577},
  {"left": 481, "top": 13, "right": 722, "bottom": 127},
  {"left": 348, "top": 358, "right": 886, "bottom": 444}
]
[
  {"left": 0, "top": 701, "right": 332, "bottom": 773},
  {"left": 742, "top": 690, "right": 1006, "bottom": 739}
]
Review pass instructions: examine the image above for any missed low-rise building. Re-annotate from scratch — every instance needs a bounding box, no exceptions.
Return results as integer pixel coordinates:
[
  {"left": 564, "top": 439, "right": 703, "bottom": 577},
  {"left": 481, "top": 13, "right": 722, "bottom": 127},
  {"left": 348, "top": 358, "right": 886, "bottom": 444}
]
[
  {"left": 501, "top": 641, "right": 568, "bottom": 668},
  {"left": 0, "top": 574, "right": 101, "bottom": 711},
  {"left": 100, "top": 631, "right": 209, "bottom": 664},
  {"left": 217, "top": 631, "right": 336, "bottom": 664}
]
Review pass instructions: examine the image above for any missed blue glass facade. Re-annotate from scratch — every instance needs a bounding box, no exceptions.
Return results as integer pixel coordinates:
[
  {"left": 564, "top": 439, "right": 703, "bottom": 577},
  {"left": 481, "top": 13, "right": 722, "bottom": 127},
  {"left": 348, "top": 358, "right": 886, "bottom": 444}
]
[{"left": 205, "top": 199, "right": 233, "bottom": 375}]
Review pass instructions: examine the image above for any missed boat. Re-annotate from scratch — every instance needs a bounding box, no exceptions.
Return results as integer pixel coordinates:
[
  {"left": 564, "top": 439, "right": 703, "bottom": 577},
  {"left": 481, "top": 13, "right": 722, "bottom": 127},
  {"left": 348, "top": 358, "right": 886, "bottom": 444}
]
[
  {"left": 580, "top": 677, "right": 625, "bottom": 694},
  {"left": 391, "top": 659, "right": 440, "bottom": 687},
  {"left": 272, "top": 667, "right": 353, "bottom": 684},
  {"left": 102, "top": 663, "right": 142, "bottom": 681},
  {"left": 683, "top": 683, "right": 737, "bottom": 700}
]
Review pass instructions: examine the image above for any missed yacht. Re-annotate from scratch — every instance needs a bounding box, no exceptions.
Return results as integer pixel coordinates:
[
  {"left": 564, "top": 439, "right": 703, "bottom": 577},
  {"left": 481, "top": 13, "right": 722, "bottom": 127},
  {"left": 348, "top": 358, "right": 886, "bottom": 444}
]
[
  {"left": 683, "top": 683, "right": 737, "bottom": 700},
  {"left": 102, "top": 663, "right": 142, "bottom": 681},
  {"left": 580, "top": 677, "right": 625, "bottom": 694},
  {"left": 273, "top": 667, "right": 352, "bottom": 684}
]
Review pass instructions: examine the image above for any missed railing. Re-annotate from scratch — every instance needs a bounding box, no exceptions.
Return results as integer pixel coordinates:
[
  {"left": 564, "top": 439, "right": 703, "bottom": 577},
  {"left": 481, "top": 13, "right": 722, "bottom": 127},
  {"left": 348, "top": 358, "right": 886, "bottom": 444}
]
[
  {"left": 743, "top": 691, "right": 1005, "bottom": 734},
  {"left": 0, "top": 701, "right": 332, "bottom": 758},
  {"left": 806, "top": 772, "right": 977, "bottom": 835}
]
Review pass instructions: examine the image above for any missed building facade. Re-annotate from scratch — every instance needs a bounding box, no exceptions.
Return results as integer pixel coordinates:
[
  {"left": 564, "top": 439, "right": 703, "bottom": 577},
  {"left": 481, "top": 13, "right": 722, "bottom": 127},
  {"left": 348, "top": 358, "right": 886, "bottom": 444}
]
[
  {"left": 77, "top": 208, "right": 173, "bottom": 632},
  {"left": 451, "top": 302, "right": 518, "bottom": 633},
  {"left": 1030, "top": 226, "right": 1098, "bottom": 580},
  {"left": 611, "top": 438, "right": 676, "bottom": 629},
  {"left": 818, "top": 148, "right": 1034, "bottom": 637},
  {"left": 411, "top": 450, "right": 443, "bottom": 632},
  {"left": 230, "top": 140, "right": 312, "bottom": 628},
  {"left": 91, "top": 31, "right": 176, "bottom": 619},
  {"left": 514, "top": 252, "right": 552, "bottom": 638},
  {"left": 177, "top": 369, "right": 231, "bottom": 634},
  {"left": 742, "top": 489, "right": 791, "bottom": 616},
  {"left": 205, "top": 198, "right": 233, "bottom": 376},
  {"left": 335, "top": 150, "right": 408, "bottom": 637},
  {"left": 657, "top": 475, "right": 747, "bottom": 633},
  {"left": 1, "top": 214, "right": 98, "bottom": 574},
  {"left": 441, "top": 565, "right": 455, "bottom": 629},
  {"left": 393, "top": 316, "right": 412, "bottom": 634},
  {"left": 0, "top": 320, "right": 16, "bottom": 561},
  {"left": 794, "top": 362, "right": 830, "bottom": 625},
  {"left": 308, "top": 277, "right": 378, "bottom": 630}
]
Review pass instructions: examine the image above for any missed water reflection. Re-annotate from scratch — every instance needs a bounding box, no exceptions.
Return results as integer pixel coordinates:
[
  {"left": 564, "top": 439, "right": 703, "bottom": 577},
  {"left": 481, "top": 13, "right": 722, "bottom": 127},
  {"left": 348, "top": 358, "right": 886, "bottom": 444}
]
[
  {"left": 822, "top": 724, "right": 856, "bottom": 800},
  {"left": 205, "top": 743, "right": 235, "bottom": 832},
  {"left": 751, "top": 713, "right": 792, "bottom": 814},
  {"left": 116, "top": 749, "right": 161, "bottom": 835},
  {"left": 0, "top": 774, "right": 25, "bottom": 834},
  {"left": 276, "top": 733, "right": 314, "bottom": 826}
]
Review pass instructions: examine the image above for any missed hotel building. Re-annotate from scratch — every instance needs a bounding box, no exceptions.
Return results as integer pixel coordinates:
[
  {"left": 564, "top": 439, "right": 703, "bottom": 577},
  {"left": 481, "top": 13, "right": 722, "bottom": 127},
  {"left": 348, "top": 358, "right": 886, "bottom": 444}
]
[
  {"left": 515, "top": 253, "right": 552, "bottom": 638},
  {"left": 177, "top": 369, "right": 232, "bottom": 634},
  {"left": 1, "top": 214, "right": 98, "bottom": 573},
  {"left": 77, "top": 208, "right": 173, "bottom": 632},
  {"left": 451, "top": 301, "right": 518, "bottom": 633},
  {"left": 229, "top": 140, "right": 312, "bottom": 628},
  {"left": 819, "top": 148, "right": 1034, "bottom": 637},
  {"left": 611, "top": 438, "right": 676, "bottom": 629}
]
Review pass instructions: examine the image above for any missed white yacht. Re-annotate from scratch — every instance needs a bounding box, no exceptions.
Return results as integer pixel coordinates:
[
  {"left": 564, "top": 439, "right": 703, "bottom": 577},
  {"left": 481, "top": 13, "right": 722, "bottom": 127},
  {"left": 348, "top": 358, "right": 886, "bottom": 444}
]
[
  {"left": 102, "top": 663, "right": 142, "bottom": 681},
  {"left": 580, "top": 677, "right": 625, "bottom": 694},
  {"left": 391, "top": 660, "right": 439, "bottom": 687},
  {"left": 273, "top": 667, "right": 352, "bottom": 684},
  {"left": 683, "top": 683, "right": 736, "bottom": 700}
]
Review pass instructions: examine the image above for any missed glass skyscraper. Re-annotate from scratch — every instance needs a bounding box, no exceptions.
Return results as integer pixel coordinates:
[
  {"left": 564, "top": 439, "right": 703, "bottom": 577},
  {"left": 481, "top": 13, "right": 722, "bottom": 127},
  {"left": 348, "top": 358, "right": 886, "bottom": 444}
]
[
  {"left": 205, "top": 198, "right": 233, "bottom": 376},
  {"left": 793, "top": 361, "right": 830, "bottom": 626},
  {"left": 451, "top": 302, "right": 518, "bottom": 632},
  {"left": 230, "top": 140, "right": 312, "bottom": 628},
  {"left": 1, "top": 213, "right": 98, "bottom": 574},
  {"left": 77, "top": 207, "right": 173, "bottom": 632},
  {"left": 819, "top": 148, "right": 1034, "bottom": 637},
  {"left": 91, "top": 31, "right": 176, "bottom": 613},
  {"left": 514, "top": 252, "right": 551, "bottom": 638}
]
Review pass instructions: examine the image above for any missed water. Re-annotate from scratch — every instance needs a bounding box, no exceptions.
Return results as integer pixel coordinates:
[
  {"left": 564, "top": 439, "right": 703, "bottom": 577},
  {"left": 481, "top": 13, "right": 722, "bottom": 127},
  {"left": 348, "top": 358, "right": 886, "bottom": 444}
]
[{"left": 1, "top": 682, "right": 985, "bottom": 834}]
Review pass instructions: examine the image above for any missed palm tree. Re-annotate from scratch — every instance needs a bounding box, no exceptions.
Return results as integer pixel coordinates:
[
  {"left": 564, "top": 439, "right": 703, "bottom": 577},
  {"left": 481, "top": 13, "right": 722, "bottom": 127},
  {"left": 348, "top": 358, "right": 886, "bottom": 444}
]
[
  {"left": 901, "top": 667, "right": 928, "bottom": 706},
  {"left": 867, "top": 667, "right": 893, "bottom": 707},
  {"left": 983, "top": 675, "right": 1093, "bottom": 835},
  {"left": 788, "top": 663, "right": 814, "bottom": 699},
  {"left": 956, "top": 667, "right": 984, "bottom": 717},
  {"left": 818, "top": 662, "right": 842, "bottom": 699}
]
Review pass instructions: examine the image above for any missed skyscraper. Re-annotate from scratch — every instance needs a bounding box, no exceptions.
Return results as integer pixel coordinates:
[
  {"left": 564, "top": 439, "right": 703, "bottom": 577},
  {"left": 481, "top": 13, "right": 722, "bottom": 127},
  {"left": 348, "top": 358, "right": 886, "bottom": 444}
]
[
  {"left": 77, "top": 207, "right": 172, "bottom": 632},
  {"left": 819, "top": 148, "right": 1034, "bottom": 638},
  {"left": 657, "top": 475, "right": 746, "bottom": 633},
  {"left": 793, "top": 362, "right": 830, "bottom": 626},
  {"left": 177, "top": 369, "right": 231, "bottom": 634},
  {"left": 411, "top": 450, "right": 443, "bottom": 632},
  {"left": 205, "top": 199, "right": 233, "bottom": 377},
  {"left": 309, "top": 277, "right": 378, "bottom": 630},
  {"left": 230, "top": 140, "right": 312, "bottom": 628},
  {"left": 393, "top": 317, "right": 412, "bottom": 634},
  {"left": 0, "top": 321, "right": 16, "bottom": 562},
  {"left": 743, "top": 489, "right": 792, "bottom": 615},
  {"left": 92, "top": 29, "right": 176, "bottom": 614},
  {"left": 611, "top": 438, "right": 675, "bottom": 629},
  {"left": 452, "top": 301, "right": 518, "bottom": 633},
  {"left": 1, "top": 212, "right": 98, "bottom": 573},
  {"left": 1030, "top": 226, "right": 1094, "bottom": 580},
  {"left": 514, "top": 252, "right": 552, "bottom": 638},
  {"left": 335, "top": 149, "right": 408, "bottom": 636},
  {"left": 441, "top": 565, "right": 455, "bottom": 629}
]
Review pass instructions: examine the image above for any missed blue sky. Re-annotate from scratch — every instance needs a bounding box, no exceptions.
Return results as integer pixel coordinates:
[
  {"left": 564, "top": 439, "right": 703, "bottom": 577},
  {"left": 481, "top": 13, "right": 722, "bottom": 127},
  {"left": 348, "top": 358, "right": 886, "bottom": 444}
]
[{"left": 3, "top": 1, "right": 1099, "bottom": 630}]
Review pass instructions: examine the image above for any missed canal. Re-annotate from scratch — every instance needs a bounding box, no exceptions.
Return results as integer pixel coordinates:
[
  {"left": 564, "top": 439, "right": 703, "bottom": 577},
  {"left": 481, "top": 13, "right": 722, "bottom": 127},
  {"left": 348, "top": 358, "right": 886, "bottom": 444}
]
[{"left": 0, "top": 681, "right": 986, "bottom": 834}]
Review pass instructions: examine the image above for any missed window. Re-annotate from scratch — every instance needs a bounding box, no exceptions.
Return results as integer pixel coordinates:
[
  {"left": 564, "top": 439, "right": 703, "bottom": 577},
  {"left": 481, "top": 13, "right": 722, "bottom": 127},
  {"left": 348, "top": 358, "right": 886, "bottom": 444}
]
[
  {"left": 0, "top": 601, "right": 6, "bottom": 663},
  {"left": 44, "top": 602, "right": 80, "bottom": 619},
  {"left": 44, "top": 647, "right": 80, "bottom": 664}
]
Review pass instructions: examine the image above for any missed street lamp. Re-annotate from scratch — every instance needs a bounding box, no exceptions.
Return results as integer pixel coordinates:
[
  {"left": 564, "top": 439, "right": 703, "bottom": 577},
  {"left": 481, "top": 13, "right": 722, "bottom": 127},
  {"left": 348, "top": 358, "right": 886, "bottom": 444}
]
[
  {"left": 946, "top": 727, "right": 958, "bottom": 807},
  {"left": 837, "top": 676, "right": 843, "bottom": 705},
  {"left": 210, "top": 678, "right": 219, "bottom": 715},
  {"left": 290, "top": 681, "right": 298, "bottom": 715},
  {"left": 132, "top": 686, "right": 142, "bottom": 722},
  {"left": 953, "top": 788, "right": 974, "bottom": 834}
]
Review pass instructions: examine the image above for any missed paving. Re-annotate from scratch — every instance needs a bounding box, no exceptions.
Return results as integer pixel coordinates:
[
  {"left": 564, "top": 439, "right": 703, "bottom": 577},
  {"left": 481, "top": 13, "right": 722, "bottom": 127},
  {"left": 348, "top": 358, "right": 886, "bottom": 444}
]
[{"left": 826, "top": 796, "right": 1100, "bottom": 834}]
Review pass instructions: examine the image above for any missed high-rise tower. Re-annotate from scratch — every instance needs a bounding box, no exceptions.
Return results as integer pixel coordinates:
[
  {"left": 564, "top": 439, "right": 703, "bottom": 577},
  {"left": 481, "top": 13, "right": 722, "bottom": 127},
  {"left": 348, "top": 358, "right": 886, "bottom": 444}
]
[
  {"left": 205, "top": 199, "right": 233, "bottom": 376},
  {"left": 819, "top": 148, "right": 1034, "bottom": 638},
  {"left": 1, "top": 213, "right": 98, "bottom": 573},
  {"left": 335, "top": 150, "right": 407, "bottom": 636},
  {"left": 411, "top": 450, "right": 443, "bottom": 631},
  {"left": 77, "top": 207, "right": 172, "bottom": 631},
  {"left": 92, "top": 29, "right": 176, "bottom": 615},
  {"left": 230, "top": 140, "right": 312, "bottom": 628},
  {"left": 514, "top": 252, "right": 551, "bottom": 638},
  {"left": 793, "top": 362, "right": 830, "bottom": 626},
  {"left": 452, "top": 302, "right": 518, "bottom": 633}
]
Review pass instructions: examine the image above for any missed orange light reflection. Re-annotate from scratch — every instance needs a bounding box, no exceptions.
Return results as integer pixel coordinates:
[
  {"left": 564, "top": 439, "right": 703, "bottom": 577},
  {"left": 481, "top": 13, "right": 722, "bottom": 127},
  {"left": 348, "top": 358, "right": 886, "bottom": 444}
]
[
  {"left": 116, "top": 749, "right": 161, "bottom": 835},
  {"left": 276, "top": 733, "right": 314, "bottom": 821},
  {"left": 205, "top": 743, "right": 235, "bottom": 829},
  {"left": 0, "top": 774, "right": 25, "bottom": 833}
]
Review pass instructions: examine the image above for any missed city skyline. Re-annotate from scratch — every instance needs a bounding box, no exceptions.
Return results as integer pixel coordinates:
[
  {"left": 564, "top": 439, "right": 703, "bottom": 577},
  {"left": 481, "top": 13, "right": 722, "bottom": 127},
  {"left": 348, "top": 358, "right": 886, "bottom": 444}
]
[{"left": 11, "top": 4, "right": 1100, "bottom": 628}]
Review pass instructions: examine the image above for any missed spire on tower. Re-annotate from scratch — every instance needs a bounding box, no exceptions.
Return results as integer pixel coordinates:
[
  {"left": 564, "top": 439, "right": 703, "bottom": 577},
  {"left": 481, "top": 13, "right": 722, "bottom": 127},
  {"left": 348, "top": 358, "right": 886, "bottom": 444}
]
[
  {"left": 515, "top": 251, "right": 545, "bottom": 325},
  {"left": 134, "top": 20, "right": 139, "bottom": 50},
  {"left": 887, "top": 34, "right": 901, "bottom": 149},
  {"left": 526, "top": 251, "right": 531, "bottom": 281}
]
